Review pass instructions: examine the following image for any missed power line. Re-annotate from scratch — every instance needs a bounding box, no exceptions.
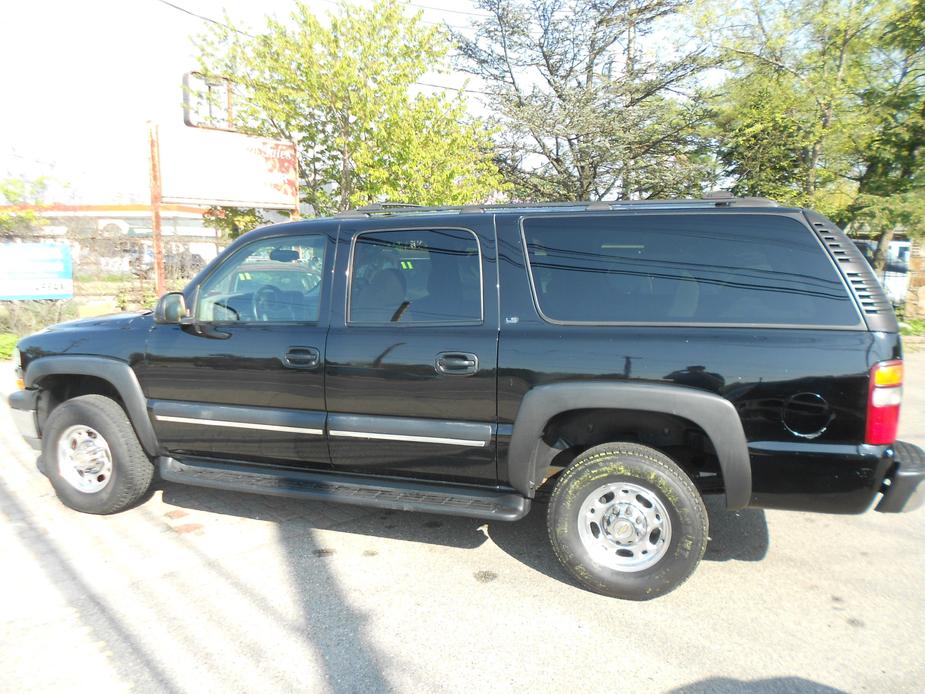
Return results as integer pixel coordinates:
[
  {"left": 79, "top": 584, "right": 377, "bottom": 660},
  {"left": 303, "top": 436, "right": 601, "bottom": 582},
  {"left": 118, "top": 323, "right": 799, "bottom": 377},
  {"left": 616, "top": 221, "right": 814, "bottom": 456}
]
[
  {"left": 154, "top": 0, "right": 474, "bottom": 33},
  {"left": 314, "top": 0, "right": 474, "bottom": 28},
  {"left": 408, "top": 2, "right": 491, "bottom": 17},
  {"left": 154, "top": 0, "right": 487, "bottom": 94},
  {"left": 152, "top": 0, "right": 255, "bottom": 37},
  {"left": 416, "top": 81, "right": 489, "bottom": 95}
]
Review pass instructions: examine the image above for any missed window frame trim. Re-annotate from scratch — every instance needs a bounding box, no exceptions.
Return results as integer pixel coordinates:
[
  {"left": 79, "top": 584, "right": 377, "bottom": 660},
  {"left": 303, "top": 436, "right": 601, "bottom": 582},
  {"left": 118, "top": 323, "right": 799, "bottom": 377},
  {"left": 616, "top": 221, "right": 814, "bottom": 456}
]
[
  {"left": 346, "top": 226, "right": 485, "bottom": 327},
  {"left": 518, "top": 213, "right": 866, "bottom": 331},
  {"left": 191, "top": 232, "right": 329, "bottom": 326}
]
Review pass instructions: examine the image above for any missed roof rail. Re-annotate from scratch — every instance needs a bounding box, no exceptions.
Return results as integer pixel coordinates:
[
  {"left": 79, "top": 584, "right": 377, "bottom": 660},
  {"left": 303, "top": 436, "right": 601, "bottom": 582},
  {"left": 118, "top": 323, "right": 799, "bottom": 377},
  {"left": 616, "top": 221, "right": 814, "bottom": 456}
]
[
  {"left": 335, "top": 202, "right": 424, "bottom": 217},
  {"left": 333, "top": 193, "right": 780, "bottom": 218}
]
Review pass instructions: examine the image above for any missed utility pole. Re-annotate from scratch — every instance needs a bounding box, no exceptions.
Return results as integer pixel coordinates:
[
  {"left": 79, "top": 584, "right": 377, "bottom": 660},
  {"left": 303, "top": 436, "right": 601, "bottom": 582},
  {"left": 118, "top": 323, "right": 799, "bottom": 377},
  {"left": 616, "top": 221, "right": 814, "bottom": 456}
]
[{"left": 148, "top": 123, "right": 166, "bottom": 296}]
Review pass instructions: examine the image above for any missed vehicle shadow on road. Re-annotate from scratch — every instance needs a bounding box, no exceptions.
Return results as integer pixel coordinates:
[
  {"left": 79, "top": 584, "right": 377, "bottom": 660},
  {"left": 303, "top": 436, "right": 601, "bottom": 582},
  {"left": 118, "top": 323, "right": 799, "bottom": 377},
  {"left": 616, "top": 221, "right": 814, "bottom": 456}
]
[
  {"left": 0, "top": 476, "right": 185, "bottom": 693},
  {"left": 159, "top": 482, "right": 770, "bottom": 593},
  {"left": 671, "top": 677, "right": 843, "bottom": 693}
]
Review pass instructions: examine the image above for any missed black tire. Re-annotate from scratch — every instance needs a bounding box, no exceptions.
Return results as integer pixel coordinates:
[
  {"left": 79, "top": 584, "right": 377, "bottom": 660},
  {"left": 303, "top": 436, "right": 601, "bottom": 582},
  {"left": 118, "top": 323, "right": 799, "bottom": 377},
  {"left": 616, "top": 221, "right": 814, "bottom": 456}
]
[
  {"left": 41, "top": 395, "right": 154, "bottom": 515},
  {"left": 547, "top": 442, "right": 708, "bottom": 600}
]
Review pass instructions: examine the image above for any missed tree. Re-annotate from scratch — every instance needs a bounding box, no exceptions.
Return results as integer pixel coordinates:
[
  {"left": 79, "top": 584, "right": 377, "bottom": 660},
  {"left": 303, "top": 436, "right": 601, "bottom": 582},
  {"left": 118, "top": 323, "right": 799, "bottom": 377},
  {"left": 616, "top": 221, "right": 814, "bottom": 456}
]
[
  {"left": 705, "top": 0, "right": 925, "bottom": 270},
  {"left": 0, "top": 175, "right": 48, "bottom": 237},
  {"left": 455, "top": 0, "right": 715, "bottom": 201},
  {"left": 704, "top": 0, "right": 886, "bottom": 212},
  {"left": 711, "top": 70, "right": 817, "bottom": 205},
  {"left": 194, "top": 0, "right": 505, "bottom": 216},
  {"left": 202, "top": 207, "right": 269, "bottom": 240},
  {"left": 849, "top": 0, "right": 925, "bottom": 270}
]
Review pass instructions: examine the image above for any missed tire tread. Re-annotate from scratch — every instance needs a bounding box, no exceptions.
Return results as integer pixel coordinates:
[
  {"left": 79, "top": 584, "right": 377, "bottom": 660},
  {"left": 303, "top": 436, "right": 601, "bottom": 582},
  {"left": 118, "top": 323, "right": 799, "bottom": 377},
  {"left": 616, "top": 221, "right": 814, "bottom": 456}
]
[
  {"left": 43, "top": 394, "right": 153, "bottom": 514},
  {"left": 546, "top": 442, "right": 708, "bottom": 600}
]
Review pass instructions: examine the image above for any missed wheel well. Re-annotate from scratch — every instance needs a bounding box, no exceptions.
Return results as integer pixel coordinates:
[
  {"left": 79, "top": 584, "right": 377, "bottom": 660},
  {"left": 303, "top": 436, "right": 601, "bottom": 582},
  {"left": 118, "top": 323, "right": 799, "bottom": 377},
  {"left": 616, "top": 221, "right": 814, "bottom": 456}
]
[
  {"left": 538, "top": 408, "right": 724, "bottom": 494},
  {"left": 35, "top": 374, "right": 124, "bottom": 431}
]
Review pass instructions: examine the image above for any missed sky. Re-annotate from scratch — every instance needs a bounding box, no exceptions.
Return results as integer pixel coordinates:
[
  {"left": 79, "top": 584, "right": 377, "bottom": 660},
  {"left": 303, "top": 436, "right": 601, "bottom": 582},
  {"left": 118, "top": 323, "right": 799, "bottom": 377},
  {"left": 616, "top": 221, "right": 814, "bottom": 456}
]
[{"left": 0, "top": 0, "right": 487, "bottom": 203}]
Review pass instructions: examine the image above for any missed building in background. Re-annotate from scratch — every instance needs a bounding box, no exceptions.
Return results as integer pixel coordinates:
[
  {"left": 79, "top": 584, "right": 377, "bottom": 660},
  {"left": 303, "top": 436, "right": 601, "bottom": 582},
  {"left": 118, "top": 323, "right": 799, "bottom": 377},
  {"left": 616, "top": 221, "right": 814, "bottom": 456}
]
[
  {"left": 1, "top": 203, "right": 224, "bottom": 281},
  {"left": 853, "top": 239, "right": 912, "bottom": 306},
  {"left": 0, "top": 203, "right": 234, "bottom": 318}
]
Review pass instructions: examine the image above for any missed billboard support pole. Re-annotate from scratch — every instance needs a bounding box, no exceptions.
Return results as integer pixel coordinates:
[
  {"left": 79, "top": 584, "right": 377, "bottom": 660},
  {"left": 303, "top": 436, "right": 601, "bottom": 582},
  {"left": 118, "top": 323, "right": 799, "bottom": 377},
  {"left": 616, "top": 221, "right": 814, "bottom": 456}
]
[
  {"left": 148, "top": 123, "right": 166, "bottom": 296},
  {"left": 291, "top": 140, "right": 300, "bottom": 221}
]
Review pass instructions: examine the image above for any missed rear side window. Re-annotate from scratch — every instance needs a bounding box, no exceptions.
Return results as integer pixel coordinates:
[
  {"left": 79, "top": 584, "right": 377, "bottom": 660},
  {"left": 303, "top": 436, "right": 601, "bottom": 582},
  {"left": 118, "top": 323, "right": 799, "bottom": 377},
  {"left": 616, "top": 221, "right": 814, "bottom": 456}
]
[
  {"left": 522, "top": 214, "right": 861, "bottom": 326},
  {"left": 349, "top": 229, "right": 482, "bottom": 324}
]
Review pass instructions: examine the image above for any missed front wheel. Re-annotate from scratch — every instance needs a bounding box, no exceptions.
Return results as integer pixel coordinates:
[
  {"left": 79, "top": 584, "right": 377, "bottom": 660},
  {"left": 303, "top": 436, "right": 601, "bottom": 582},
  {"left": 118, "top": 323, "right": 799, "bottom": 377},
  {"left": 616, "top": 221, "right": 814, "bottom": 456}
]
[
  {"left": 41, "top": 394, "right": 154, "bottom": 515},
  {"left": 547, "top": 442, "right": 708, "bottom": 600}
]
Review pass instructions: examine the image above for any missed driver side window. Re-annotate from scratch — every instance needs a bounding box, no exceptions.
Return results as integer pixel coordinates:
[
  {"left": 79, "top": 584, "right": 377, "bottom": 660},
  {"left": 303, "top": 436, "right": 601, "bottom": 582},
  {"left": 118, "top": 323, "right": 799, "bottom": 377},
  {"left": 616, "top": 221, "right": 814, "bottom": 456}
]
[{"left": 196, "top": 234, "right": 326, "bottom": 323}]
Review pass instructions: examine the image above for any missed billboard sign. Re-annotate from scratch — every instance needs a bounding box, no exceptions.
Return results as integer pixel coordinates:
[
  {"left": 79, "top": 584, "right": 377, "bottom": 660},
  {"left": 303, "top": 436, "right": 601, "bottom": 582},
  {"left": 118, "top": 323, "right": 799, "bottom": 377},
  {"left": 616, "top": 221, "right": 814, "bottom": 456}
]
[
  {"left": 159, "top": 126, "right": 298, "bottom": 210},
  {"left": 0, "top": 242, "right": 74, "bottom": 300}
]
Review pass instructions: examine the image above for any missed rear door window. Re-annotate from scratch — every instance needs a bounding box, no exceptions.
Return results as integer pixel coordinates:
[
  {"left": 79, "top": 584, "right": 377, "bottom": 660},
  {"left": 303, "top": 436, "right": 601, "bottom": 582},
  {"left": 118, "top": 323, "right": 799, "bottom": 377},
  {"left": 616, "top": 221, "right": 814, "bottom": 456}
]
[
  {"left": 349, "top": 229, "right": 482, "bottom": 324},
  {"left": 522, "top": 214, "right": 861, "bottom": 327}
]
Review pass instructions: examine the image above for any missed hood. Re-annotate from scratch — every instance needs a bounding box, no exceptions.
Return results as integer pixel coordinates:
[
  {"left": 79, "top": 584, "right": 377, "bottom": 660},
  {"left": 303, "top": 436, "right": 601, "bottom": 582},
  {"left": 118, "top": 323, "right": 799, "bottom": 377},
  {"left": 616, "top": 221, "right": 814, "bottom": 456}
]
[{"left": 41, "top": 310, "right": 152, "bottom": 332}]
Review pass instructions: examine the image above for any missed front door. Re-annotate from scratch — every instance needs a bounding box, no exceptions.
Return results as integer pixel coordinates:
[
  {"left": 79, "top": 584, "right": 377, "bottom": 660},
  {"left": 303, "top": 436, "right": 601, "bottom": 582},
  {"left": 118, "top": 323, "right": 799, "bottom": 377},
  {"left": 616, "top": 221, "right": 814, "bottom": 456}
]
[
  {"left": 324, "top": 216, "right": 499, "bottom": 484},
  {"left": 138, "top": 226, "right": 335, "bottom": 468}
]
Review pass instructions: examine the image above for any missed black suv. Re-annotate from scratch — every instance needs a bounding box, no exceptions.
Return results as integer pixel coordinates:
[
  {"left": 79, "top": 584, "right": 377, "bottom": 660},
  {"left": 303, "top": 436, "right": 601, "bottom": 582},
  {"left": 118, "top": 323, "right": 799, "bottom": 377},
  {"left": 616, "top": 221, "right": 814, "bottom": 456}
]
[{"left": 10, "top": 195, "right": 925, "bottom": 600}]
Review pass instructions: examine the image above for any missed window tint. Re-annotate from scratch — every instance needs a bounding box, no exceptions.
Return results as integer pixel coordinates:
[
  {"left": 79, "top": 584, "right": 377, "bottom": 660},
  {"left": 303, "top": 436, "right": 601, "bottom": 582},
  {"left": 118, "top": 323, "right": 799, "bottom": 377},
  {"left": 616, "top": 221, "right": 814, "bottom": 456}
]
[
  {"left": 196, "top": 235, "right": 325, "bottom": 322},
  {"left": 349, "top": 229, "right": 481, "bottom": 324},
  {"left": 523, "top": 214, "right": 860, "bottom": 326}
]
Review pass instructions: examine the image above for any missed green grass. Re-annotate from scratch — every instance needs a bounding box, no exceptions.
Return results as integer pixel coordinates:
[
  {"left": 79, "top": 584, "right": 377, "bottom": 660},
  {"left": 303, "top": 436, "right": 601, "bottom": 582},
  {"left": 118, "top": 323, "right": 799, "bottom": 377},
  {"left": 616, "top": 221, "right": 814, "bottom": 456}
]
[
  {"left": 901, "top": 319, "right": 925, "bottom": 336},
  {"left": 0, "top": 333, "right": 17, "bottom": 360}
]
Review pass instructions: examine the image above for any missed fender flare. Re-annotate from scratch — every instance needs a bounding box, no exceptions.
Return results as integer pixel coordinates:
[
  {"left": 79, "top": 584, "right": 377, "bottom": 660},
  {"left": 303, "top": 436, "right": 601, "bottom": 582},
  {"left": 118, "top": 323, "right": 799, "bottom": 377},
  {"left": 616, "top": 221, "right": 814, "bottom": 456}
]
[
  {"left": 507, "top": 382, "right": 752, "bottom": 510},
  {"left": 25, "top": 355, "right": 159, "bottom": 456}
]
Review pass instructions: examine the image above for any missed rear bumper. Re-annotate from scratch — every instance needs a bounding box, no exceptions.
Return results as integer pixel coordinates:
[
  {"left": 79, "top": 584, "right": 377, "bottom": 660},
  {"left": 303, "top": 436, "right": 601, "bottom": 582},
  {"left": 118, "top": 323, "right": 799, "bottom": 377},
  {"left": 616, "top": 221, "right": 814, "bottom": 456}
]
[
  {"left": 8, "top": 389, "right": 41, "bottom": 450},
  {"left": 876, "top": 441, "right": 925, "bottom": 513}
]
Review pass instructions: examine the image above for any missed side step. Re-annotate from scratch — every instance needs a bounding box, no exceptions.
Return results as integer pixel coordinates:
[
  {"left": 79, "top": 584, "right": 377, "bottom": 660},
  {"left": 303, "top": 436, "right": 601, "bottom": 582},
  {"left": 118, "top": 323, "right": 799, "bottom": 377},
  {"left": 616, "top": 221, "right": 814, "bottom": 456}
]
[{"left": 157, "top": 457, "right": 531, "bottom": 521}]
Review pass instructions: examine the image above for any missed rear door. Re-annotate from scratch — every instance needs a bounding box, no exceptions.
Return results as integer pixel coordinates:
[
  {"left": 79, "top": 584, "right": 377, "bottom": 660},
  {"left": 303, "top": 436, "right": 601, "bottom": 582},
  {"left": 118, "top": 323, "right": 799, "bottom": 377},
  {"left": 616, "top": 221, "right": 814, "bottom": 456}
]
[{"left": 324, "top": 215, "right": 499, "bottom": 484}]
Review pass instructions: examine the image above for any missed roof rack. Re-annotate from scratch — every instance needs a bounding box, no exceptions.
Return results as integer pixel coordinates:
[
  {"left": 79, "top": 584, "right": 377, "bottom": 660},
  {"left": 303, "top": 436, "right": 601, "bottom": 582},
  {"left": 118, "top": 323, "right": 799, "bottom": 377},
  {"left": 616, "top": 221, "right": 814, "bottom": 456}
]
[{"left": 333, "top": 192, "right": 780, "bottom": 218}]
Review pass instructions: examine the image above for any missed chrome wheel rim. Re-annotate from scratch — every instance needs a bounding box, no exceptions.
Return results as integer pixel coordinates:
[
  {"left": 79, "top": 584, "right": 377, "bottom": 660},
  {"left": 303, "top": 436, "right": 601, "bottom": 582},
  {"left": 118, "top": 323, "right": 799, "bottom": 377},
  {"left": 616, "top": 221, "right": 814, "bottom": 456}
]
[
  {"left": 577, "top": 481, "right": 672, "bottom": 572},
  {"left": 57, "top": 425, "right": 113, "bottom": 493}
]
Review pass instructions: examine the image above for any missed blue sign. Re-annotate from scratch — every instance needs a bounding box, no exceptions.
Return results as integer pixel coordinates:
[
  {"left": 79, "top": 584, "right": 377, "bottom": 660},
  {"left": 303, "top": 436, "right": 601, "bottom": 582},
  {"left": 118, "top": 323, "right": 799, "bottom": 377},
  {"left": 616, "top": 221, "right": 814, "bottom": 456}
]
[{"left": 0, "top": 242, "right": 74, "bottom": 300}]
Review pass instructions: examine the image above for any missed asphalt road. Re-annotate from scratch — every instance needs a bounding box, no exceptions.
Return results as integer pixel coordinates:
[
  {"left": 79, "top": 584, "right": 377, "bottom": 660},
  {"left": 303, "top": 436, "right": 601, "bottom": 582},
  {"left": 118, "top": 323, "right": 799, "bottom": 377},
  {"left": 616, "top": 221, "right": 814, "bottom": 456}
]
[{"left": 2, "top": 352, "right": 924, "bottom": 693}]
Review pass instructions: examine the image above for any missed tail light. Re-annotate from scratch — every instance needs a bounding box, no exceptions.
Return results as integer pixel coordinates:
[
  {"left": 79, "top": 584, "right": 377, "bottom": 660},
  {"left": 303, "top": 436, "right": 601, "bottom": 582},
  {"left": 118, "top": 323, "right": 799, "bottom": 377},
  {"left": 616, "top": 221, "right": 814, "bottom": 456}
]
[{"left": 865, "top": 360, "right": 903, "bottom": 445}]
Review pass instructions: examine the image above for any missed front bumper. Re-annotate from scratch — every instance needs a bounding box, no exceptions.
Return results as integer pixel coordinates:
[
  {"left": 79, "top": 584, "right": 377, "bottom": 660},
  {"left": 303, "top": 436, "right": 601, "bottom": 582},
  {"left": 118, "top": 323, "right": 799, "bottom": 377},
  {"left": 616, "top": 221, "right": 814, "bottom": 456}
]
[
  {"left": 8, "top": 389, "right": 41, "bottom": 450},
  {"left": 876, "top": 440, "right": 925, "bottom": 513}
]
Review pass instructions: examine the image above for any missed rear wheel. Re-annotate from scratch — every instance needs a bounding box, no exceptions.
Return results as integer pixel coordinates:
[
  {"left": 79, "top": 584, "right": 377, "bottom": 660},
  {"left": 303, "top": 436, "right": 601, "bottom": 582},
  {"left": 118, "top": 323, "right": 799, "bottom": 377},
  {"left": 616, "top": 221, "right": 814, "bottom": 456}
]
[
  {"left": 547, "top": 442, "right": 708, "bottom": 600},
  {"left": 42, "top": 395, "right": 154, "bottom": 514}
]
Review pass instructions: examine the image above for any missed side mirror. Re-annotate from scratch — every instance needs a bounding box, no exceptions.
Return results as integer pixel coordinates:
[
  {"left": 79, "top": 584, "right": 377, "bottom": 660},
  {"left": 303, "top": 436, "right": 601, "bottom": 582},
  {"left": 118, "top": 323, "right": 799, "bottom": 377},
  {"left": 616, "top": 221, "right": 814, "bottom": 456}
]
[{"left": 154, "top": 292, "right": 189, "bottom": 324}]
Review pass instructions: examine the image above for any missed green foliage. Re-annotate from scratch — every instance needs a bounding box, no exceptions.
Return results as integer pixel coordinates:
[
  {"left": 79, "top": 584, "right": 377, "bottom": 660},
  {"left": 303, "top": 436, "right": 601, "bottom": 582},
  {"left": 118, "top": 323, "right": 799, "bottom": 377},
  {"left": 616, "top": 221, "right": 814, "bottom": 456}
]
[
  {"left": 0, "top": 300, "right": 77, "bottom": 337},
  {"left": 203, "top": 207, "right": 269, "bottom": 240},
  {"left": 194, "top": 0, "right": 505, "bottom": 215},
  {"left": 713, "top": 71, "right": 817, "bottom": 205},
  {"left": 115, "top": 285, "right": 158, "bottom": 312},
  {"left": 457, "top": 0, "right": 714, "bottom": 201},
  {"left": 704, "top": 0, "right": 925, "bottom": 271},
  {"left": 847, "top": 0, "right": 925, "bottom": 267},
  {"left": 0, "top": 175, "right": 48, "bottom": 236},
  {"left": 0, "top": 333, "right": 17, "bottom": 360},
  {"left": 900, "top": 318, "right": 925, "bottom": 336}
]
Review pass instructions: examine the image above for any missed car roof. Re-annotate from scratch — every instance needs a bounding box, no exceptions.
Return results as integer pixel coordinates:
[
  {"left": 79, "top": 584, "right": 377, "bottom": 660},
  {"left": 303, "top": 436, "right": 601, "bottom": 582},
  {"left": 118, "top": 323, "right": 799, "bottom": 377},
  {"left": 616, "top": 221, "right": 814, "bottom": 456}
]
[
  {"left": 233, "top": 193, "right": 806, "bottom": 247},
  {"left": 330, "top": 193, "right": 782, "bottom": 219}
]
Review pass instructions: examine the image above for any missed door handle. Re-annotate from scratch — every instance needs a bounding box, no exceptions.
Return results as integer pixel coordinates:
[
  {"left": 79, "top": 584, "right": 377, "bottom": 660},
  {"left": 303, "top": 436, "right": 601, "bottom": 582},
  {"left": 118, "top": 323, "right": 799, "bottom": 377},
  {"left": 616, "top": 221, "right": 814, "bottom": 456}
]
[
  {"left": 283, "top": 346, "right": 320, "bottom": 369},
  {"left": 435, "top": 352, "right": 479, "bottom": 376}
]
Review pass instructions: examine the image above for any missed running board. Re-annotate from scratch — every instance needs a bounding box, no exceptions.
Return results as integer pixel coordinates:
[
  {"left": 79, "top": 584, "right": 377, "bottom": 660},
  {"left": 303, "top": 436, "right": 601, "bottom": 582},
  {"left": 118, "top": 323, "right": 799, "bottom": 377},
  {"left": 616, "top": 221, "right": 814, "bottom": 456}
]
[{"left": 157, "top": 457, "right": 531, "bottom": 521}]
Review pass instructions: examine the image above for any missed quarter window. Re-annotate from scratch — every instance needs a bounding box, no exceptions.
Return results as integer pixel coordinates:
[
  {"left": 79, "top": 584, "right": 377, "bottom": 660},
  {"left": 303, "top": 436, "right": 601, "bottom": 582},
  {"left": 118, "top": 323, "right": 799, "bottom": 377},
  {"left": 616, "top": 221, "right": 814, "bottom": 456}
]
[
  {"left": 196, "top": 235, "right": 326, "bottom": 322},
  {"left": 523, "top": 214, "right": 860, "bottom": 326},
  {"left": 349, "top": 229, "right": 482, "bottom": 324}
]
